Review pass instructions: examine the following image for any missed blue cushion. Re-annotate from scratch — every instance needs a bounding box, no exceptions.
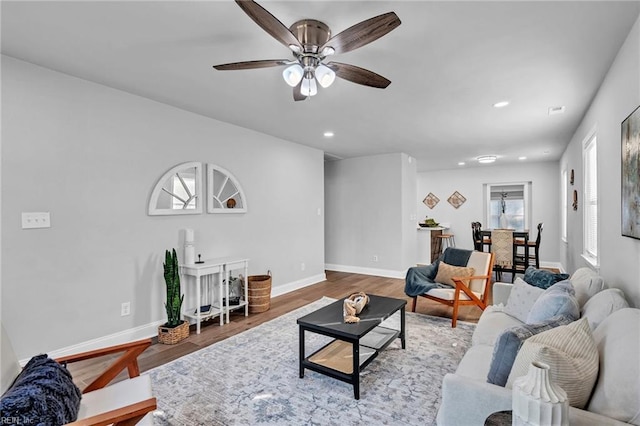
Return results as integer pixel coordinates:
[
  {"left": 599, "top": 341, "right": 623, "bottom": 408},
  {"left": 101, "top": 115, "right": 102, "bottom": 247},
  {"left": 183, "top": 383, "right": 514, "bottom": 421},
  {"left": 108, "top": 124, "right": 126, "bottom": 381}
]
[
  {"left": 0, "top": 354, "right": 82, "bottom": 425},
  {"left": 523, "top": 266, "right": 570, "bottom": 289},
  {"left": 526, "top": 280, "right": 580, "bottom": 323},
  {"left": 487, "top": 315, "right": 574, "bottom": 386}
]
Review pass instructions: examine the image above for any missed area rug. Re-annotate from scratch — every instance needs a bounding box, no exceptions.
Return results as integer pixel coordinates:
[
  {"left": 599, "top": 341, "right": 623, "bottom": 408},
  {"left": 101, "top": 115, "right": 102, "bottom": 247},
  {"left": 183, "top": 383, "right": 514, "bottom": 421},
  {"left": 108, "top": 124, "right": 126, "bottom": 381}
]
[{"left": 146, "top": 297, "right": 475, "bottom": 425}]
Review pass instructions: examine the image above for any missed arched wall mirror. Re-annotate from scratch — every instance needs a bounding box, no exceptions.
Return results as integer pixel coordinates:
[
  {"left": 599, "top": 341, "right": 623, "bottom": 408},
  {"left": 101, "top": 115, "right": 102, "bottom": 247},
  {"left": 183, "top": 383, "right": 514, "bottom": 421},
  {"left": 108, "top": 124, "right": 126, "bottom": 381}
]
[
  {"left": 207, "top": 164, "right": 247, "bottom": 213},
  {"left": 148, "top": 162, "right": 203, "bottom": 215},
  {"left": 483, "top": 181, "right": 532, "bottom": 230}
]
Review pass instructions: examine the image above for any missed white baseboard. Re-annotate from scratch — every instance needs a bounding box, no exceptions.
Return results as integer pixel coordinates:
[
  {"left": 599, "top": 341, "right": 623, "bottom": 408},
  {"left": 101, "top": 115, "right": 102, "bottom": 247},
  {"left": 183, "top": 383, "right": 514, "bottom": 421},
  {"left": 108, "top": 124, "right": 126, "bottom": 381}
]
[
  {"left": 324, "top": 264, "right": 406, "bottom": 279},
  {"left": 34, "top": 273, "right": 327, "bottom": 365},
  {"left": 271, "top": 273, "right": 327, "bottom": 298}
]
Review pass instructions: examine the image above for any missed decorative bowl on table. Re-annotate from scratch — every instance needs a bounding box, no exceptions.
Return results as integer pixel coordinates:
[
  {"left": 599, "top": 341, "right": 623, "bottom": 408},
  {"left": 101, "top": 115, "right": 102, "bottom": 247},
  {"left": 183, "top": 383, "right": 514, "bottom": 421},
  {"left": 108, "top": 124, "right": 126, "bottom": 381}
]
[{"left": 419, "top": 222, "right": 439, "bottom": 227}]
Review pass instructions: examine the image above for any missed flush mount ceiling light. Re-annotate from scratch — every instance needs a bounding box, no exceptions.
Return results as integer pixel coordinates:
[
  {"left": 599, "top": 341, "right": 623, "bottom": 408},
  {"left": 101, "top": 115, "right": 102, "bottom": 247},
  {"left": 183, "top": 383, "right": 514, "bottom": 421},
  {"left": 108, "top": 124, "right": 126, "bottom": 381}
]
[
  {"left": 323, "top": 131, "right": 334, "bottom": 137},
  {"left": 477, "top": 155, "right": 497, "bottom": 164},
  {"left": 213, "top": 0, "right": 401, "bottom": 101},
  {"left": 493, "top": 101, "right": 510, "bottom": 108}
]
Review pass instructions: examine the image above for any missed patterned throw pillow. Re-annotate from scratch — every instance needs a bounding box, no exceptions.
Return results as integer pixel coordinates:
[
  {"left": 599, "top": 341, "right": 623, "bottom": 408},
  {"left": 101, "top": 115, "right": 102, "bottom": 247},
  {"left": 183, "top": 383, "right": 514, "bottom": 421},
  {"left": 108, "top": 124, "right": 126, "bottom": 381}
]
[
  {"left": 506, "top": 317, "right": 599, "bottom": 409},
  {"left": 487, "top": 315, "right": 573, "bottom": 386},
  {"left": 434, "top": 261, "right": 475, "bottom": 287},
  {"left": 504, "top": 277, "right": 545, "bottom": 322},
  {"left": 523, "top": 266, "right": 570, "bottom": 289}
]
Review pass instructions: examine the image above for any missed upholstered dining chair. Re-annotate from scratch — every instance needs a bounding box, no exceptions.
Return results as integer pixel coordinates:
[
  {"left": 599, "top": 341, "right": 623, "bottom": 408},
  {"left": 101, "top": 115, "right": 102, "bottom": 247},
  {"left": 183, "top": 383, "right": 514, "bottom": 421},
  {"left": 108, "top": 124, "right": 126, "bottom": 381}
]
[{"left": 405, "top": 248, "right": 495, "bottom": 327}]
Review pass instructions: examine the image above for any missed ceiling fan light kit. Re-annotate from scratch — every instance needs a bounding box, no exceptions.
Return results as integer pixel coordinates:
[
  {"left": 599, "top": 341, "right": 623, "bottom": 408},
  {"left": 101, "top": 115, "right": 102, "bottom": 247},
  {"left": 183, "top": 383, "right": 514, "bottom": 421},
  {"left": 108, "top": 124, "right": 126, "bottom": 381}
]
[{"left": 213, "top": 0, "right": 401, "bottom": 101}]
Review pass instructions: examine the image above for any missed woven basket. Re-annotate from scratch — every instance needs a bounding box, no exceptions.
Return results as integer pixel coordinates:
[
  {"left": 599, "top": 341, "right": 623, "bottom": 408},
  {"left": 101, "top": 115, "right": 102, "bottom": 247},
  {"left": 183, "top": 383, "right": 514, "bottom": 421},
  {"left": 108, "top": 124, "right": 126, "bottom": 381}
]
[
  {"left": 158, "top": 320, "right": 189, "bottom": 345},
  {"left": 248, "top": 272, "right": 272, "bottom": 313}
]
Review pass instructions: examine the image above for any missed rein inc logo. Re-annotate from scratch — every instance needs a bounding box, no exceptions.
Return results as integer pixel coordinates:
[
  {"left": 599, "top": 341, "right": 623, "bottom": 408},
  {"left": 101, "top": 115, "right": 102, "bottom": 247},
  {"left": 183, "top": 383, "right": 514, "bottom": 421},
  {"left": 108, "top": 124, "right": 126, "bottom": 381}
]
[{"left": 0, "top": 418, "right": 36, "bottom": 425}]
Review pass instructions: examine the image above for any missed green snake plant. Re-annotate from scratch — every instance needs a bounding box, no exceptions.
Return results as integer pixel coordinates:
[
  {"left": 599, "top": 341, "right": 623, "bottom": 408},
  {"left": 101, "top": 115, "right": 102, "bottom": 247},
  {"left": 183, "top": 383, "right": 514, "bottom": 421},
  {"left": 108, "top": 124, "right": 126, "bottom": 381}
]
[{"left": 163, "top": 248, "right": 184, "bottom": 328}]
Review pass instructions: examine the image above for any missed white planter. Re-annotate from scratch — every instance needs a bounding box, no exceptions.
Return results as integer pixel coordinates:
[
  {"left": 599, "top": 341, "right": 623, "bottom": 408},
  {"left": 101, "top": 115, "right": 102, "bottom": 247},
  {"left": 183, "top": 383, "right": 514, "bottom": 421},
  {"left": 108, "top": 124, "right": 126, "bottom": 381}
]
[{"left": 512, "top": 361, "right": 569, "bottom": 426}]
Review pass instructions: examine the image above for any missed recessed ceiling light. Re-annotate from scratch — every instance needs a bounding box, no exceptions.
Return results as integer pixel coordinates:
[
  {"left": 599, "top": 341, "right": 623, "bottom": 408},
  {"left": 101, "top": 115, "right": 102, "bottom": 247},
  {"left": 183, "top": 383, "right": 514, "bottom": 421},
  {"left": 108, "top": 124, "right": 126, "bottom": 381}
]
[
  {"left": 477, "top": 155, "right": 497, "bottom": 164},
  {"left": 493, "top": 101, "right": 510, "bottom": 108},
  {"left": 518, "top": 156, "right": 527, "bottom": 160},
  {"left": 458, "top": 162, "right": 465, "bottom": 166},
  {"left": 548, "top": 106, "right": 566, "bottom": 115},
  {"left": 323, "top": 131, "right": 334, "bottom": 137}
]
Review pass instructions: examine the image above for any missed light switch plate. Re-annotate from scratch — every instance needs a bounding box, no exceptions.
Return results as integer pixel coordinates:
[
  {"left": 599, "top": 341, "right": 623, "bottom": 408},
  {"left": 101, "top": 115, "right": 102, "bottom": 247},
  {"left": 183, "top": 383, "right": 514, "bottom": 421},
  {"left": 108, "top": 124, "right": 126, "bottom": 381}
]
[{"left": 22, "top": 212, "right": 51, "bottom": 229}]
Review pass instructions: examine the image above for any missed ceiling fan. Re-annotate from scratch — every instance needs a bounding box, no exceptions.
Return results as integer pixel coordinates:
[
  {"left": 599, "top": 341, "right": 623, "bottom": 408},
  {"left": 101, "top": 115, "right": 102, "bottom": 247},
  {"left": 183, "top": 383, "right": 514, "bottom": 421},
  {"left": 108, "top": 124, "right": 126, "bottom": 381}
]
[{"left": 213, "top": 0, "right": 401, "bottom": 101}]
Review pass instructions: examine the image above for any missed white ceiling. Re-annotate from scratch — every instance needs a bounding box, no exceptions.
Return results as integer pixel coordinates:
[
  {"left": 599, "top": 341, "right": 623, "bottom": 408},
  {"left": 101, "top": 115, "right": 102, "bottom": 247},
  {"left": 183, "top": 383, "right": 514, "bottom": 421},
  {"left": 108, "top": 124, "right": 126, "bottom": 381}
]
[{"left": 2, "top": 1, "right": 639, "bottom": 171}]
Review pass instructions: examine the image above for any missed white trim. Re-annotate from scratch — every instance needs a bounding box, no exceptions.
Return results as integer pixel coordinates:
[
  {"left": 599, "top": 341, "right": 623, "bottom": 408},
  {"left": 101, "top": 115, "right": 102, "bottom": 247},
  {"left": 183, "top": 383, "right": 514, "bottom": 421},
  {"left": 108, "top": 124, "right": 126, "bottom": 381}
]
[
  {"left": 24, "top": 320, "right": 167, "bottom": 366},
  {"left": 270, "top": 273, "right": 326, "bottom": 297},
  {"left": 325, "top": 264, "right": 406, "bottom": 279}
]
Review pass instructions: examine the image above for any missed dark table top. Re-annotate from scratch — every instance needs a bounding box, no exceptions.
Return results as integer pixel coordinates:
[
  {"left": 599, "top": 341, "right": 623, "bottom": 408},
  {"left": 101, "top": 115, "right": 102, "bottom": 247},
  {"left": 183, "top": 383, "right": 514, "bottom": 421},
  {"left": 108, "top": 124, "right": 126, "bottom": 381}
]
[{"left": 296, "top": 294, "right": 406, "bottom": 340}]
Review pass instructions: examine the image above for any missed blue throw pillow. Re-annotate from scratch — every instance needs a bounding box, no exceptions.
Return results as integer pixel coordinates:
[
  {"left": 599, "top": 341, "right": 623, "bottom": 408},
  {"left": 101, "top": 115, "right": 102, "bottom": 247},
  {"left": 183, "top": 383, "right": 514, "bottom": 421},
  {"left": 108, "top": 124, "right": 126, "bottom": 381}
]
[
  {"left": 523, "top": 266, "right": 570, "bottom": 289},
  {"left": 487, "top": 315, "right": 574, "bottom": 386},
  {"left": 526, "top": 280, "right": 580, "bottom": 323},
  {"left": 0, "top": 354, "right": 82, "bottom": 425}
]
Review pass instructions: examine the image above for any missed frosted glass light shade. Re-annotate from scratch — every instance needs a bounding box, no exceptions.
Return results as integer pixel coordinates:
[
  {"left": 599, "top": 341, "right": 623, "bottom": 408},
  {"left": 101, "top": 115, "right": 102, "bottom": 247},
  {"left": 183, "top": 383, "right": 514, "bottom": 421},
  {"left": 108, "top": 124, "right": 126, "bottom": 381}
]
[
  {"left": 301, "top": 77, "right": 318, "bottom": 96},
  {"left": 315, "top": 64, "right": 336, "bottom": 88},
  {"left": 282, "top": 64, "right": 304, "bottom": 87}
]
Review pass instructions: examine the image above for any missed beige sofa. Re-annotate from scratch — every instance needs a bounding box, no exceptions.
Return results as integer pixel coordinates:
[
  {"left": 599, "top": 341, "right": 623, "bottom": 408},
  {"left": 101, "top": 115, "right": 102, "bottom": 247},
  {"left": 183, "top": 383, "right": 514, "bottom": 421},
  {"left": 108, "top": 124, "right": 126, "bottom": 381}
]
[{"left": 436, "top": 267, "right": 640, "bottom": 425}]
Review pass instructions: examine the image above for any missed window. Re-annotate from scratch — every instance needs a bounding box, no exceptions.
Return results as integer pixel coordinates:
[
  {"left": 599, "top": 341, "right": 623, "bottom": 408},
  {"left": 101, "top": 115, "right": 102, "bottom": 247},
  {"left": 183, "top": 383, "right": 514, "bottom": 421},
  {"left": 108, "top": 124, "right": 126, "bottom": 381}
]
[
  {"left": 583, "top": 132, "right": 598, "bottom": 265},
  {"left": 561, "top": 169, "right": 567, "bottom": 242},
  {"left": 484, "top": 182, "right": 531, "bottom": 231}
]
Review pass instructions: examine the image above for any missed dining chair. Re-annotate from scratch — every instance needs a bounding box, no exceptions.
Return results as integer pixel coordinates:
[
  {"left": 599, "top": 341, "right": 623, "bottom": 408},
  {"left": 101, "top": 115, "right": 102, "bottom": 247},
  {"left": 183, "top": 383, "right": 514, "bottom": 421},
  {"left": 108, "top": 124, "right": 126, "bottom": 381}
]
[
  {"left": 516, "top": 222, "right": 543, "bottom": 269},
  {"left": 471, "top": 222, "right": 483, "bottom": 251}
]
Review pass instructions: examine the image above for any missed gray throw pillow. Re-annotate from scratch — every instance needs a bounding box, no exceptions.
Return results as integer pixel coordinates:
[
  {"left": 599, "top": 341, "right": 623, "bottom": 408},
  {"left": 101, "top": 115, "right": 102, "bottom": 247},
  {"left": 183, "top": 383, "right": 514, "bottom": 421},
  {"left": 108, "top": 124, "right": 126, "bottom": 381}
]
[
  {"left": 523, "top": 266, "right": 570, "bottom": 289},
  {"left": 526, "top": 280, "right": 579, "bottom": 323},
  {"left": 504, "top": 277, "right": 545, "bottom": 322},
  {"left": 487, "top": 315, "right": 573, "bottom": 386}
]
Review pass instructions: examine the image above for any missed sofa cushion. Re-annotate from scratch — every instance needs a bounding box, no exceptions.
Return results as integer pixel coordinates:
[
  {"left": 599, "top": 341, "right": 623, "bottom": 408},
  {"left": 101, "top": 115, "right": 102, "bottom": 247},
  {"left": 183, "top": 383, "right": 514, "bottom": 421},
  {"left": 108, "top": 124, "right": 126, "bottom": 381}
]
[
  {"left": 526, "top": 280, "right": 579, "bottom": 324},
  {"left": 434, "top": 261, "right": 475, "bottom": 287},
  {"left": 506, "top": 317, "right": 599, "bottom": 409},
  {"left": 472, "top": 305, "right": 523, "bottom": 347},
  {"left": 487, "top": 315, "right": 574, "bottom": 386},
  {"left": 454, "top": 344, "right": 496, "bottom": 381},
  {"left": 569, "top": 267, "right": 606, "bottom": 308},
  {"left": 581, "top": 288, "right": 629, "bottom": 330},
  {"left": 504, "top": 278, "right": 545, "bottom": 323},
  {"left": 587, "top": 308, "right": 640, "bottom": 425},
  {"left": 523, "top": 266, "right": 570, "bottom": 289},
  {"left": 0, "top": 354, "right": 82, "bottom": 424}
]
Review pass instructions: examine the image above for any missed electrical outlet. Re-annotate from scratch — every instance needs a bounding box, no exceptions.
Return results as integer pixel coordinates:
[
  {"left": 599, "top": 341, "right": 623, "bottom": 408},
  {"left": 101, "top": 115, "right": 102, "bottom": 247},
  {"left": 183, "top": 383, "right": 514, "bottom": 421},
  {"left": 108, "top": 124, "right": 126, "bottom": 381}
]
[
  {"left": 121, "top": 302, "right": 130, "bottom": 316},
  {"left": 21, "top": 212, "right": 51, "bottom": 229},
  {"left": 373, "top": 255, "right": 379, "bottom": 262},
  {"left": 301, "top": 262, "right": 306, "bottom": 271}
]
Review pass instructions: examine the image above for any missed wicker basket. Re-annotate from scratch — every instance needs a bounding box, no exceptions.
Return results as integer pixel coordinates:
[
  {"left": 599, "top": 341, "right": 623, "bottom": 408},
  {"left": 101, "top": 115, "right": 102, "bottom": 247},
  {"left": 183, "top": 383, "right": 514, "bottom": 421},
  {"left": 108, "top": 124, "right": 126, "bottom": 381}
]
[
  {"left": 158, "top": 320, "right": 189, "bottom": 345},
  {"left": 248, "top": 272, "right": 272, "bottom": 313}
]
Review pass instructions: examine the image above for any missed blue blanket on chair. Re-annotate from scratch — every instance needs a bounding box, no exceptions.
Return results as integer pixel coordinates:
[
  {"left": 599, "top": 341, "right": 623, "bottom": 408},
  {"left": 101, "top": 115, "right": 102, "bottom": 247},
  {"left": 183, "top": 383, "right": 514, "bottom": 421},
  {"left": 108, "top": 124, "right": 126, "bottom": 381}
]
[{"left": 404, "top": 248, "right": 473, "bottom": 297}]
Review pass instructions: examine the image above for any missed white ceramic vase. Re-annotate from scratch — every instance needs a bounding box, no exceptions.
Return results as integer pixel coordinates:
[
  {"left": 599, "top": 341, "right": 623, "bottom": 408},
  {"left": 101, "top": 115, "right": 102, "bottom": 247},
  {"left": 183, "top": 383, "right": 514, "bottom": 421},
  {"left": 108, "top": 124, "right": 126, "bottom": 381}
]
[
  {"left": 512, "top": 361, "right": 569, "bottom": 426},
  {"left": 499, "top": 212, "right": 509, "bottom": 229}
]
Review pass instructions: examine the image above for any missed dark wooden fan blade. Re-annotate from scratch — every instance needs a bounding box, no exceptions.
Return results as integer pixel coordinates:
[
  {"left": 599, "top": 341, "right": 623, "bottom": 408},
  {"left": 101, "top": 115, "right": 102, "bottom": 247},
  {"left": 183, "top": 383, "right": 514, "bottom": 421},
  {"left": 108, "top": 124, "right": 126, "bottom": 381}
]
[
  {"left": 293, "top": 80, "right": 307, "bottom": 101},
  {"left": 320, "top": 12, "right": 401, "bottom": 55},
  {"left": 326, "top": 62, "right": 391, "bottom": 88},
  {"left": 235, "top": 0, "right": 302, "bottom": 51},
  {"left": 213, "top": 59, "right": 290, "bottom": 71}
]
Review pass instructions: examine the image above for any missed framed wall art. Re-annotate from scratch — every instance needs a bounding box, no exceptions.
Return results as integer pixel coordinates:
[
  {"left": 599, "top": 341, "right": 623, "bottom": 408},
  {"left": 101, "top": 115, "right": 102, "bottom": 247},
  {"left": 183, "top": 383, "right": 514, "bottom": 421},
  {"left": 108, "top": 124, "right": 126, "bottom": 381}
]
[
  {"left": 423, "top": 192, "right": 440, "bottom": 209},
  {"left": 622, "top": 104, "right": 640, "bottom": 239},
  {"left": 447, "top": 191, "right": 466, "bottom": 209}
]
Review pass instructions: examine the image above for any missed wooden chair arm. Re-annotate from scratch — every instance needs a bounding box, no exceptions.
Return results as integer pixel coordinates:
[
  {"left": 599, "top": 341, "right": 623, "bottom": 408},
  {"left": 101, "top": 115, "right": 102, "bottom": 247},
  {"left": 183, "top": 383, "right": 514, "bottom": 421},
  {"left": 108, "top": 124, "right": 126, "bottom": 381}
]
[
  {"left": 65, "top": 397, "right": 157, "bottom": 426},
  {"left": 55, "top": 338, "right": 152, "bottom": 393}
]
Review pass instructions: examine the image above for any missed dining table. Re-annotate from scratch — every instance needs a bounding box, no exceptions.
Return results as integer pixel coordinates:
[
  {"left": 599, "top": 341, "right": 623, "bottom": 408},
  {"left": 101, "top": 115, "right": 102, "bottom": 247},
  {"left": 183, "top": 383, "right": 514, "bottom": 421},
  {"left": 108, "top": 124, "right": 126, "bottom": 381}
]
[{"left": 479, "top": 229, "right": 531, "bottom": 280}]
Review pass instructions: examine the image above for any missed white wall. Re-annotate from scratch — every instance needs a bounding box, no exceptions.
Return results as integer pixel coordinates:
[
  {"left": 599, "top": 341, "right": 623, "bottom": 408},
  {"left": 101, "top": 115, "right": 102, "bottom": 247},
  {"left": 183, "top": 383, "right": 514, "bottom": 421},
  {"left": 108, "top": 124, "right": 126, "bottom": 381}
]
[
  {"left": 417, "top": 162, "right": 561, "bottom": 263},
  {"left": 1, "top": 56, "right": 326, "bottom": 359},
  {"left": 560, "top": 15, "right": 640, "bottom": 307},
  {"left": 325, "top": 153, "right": 416, "bottom": 277}
]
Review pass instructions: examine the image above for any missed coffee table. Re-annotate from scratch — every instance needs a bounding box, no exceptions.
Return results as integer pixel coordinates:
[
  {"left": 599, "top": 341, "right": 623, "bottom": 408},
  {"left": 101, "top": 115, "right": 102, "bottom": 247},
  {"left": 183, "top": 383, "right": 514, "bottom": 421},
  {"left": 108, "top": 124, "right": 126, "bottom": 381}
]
[{"left": 297, "top": 294, "right": 406, "bottom": 399}]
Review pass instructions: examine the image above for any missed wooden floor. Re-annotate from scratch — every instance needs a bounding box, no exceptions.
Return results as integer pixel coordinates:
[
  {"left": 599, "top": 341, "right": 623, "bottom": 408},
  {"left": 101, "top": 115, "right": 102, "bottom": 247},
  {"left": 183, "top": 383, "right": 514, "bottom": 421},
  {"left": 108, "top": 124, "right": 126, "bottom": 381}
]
[{"left": 68, "top": 270, "right": 484, "bottom": 389}]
